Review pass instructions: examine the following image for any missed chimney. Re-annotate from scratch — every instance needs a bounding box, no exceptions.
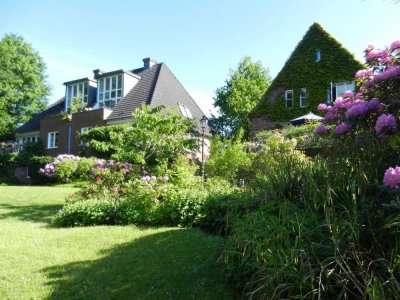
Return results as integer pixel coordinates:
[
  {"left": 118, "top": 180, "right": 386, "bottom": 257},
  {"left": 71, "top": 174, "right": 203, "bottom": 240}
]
[
  {"left": 93, "top": 69, "right": 105, "bottom": 79},
  {"left": 143, "top": 57, "right": 157, "bottom": 69}
]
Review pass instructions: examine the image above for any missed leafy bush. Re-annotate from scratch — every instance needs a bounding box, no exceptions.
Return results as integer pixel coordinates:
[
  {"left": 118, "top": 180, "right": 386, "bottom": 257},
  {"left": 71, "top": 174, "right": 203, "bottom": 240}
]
[
  {"left": 40, "top": 154, "right": 98, "bottom": 183},
  {"left": 224, "top": 201, "right": 325, "bottom": 299},
  {"left": 205, "top": 137, "right": 252, "bottom": 184},
  {"left": 54, "top": 199, "right": 129, "bottom": 226}
]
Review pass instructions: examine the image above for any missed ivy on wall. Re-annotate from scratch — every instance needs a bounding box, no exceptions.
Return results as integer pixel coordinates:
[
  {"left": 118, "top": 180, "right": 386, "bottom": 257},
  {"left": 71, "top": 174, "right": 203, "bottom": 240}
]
[{"left": 251, "top": 22, "right": 365, "bottom": 121}]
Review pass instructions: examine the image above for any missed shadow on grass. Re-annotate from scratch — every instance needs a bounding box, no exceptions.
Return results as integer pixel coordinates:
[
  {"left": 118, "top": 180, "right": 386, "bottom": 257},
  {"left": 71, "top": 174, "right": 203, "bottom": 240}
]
[
  {"left": 42, "top": 228, "right": 236, "bottom": 300},
  {"left": 0, "top": 203, "right": 61, "bottom": 223}
]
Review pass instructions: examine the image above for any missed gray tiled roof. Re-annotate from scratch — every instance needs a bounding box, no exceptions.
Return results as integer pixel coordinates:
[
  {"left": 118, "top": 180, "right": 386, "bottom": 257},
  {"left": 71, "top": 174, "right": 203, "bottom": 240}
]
[
  {"left": 107, "top": 64, "right": 161, "bottom": 120},
  {"left": 15, "top": 97, "right": 65, "bottom": 133},
  {"left": 16, "top": 61, "right": 209, "bottom": 134},
  {"left": 108, "top": 62, "right": 208, "bottom": 132}
]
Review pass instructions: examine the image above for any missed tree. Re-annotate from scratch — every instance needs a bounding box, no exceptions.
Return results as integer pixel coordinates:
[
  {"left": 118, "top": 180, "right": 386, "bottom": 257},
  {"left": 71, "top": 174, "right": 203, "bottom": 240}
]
[
  {"left": 0, "top": 34, "right": 50, "bottom": 140},
  {"left": 83, "top": 104, "right": 197, "bottom": 172},
  {"left": 209, "top": 56, "right": 271, "bottom": 140}
]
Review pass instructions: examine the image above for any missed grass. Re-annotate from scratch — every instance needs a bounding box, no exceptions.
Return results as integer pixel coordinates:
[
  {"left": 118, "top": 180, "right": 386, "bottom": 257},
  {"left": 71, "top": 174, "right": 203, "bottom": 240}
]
[{"left": 0, "top": 186, "right": 234, "bottom": 299}]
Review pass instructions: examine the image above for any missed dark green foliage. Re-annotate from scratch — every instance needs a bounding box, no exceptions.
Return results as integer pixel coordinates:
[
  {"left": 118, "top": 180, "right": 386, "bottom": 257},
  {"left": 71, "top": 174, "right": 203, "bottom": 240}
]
[
  {"left": 251, "top": 23, "right": 364, "bottom": 121},
  {"left": 0, "top": 141, "right": 53, "bottom": 184},
  {"left": 210, "top": 56, "right": 271, "bottom": 140},
  {"left": 80, "top": 124, "right": 129, "bottom": 158},
  {"left": 0, "top": 34, "right": 50, "bottom": 140},
  {"left": 224, "top": 201, "right": 325, "bottom": 299}
]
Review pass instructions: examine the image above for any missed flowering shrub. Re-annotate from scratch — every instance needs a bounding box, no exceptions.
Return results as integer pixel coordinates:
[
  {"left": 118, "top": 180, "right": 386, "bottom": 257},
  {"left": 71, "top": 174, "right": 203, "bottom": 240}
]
[
  {"left": 40, "top": 154, "right": 81, "bottom": 181},
  {"left": 314, "top": 40, "right": 400, "bottom": 190},
  {"left": 383, "top": 166, "right": 400, "bottom": 189}
]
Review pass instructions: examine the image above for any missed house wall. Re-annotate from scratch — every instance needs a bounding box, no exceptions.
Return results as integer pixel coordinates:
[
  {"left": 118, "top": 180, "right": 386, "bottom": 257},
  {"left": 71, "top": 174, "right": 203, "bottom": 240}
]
[
  {"left": 250, "top": 23, "right": 364, "bottom": 135},
  {"left": 40, "top": 108, "right": 112, "bottom": 156}
]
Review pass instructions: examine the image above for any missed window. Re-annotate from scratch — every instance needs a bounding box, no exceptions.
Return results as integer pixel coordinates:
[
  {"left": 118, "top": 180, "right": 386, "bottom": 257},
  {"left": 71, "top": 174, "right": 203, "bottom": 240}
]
[
  {"left": 19, "top": 136, "right": 39, "bottom": 145},
  {"left": 98, "top": 74, "right": 123, "bottom": 108},
  {"left": 178, "top": 103, "right": 193, "bottom": 118},
  {"left": 327, "top": 81, "right": 355, "bottom": 102},
  {"left": 300, "top": 88, "right": 307, "bottom": 107},
  {"left": 285, "top": 90, "right": 293, "bottom": 108},
  {"left": 80, "top": 127, "right": 92, "bottom": 145},
  {"left": 48, "top": 132, "right": 59, "bottom": 149},
  {"left": 316, "top": 50, "right": 321, "bottom": 62},
  {"left": 66, "top": 82, "right": 88, "bottom": 112}
]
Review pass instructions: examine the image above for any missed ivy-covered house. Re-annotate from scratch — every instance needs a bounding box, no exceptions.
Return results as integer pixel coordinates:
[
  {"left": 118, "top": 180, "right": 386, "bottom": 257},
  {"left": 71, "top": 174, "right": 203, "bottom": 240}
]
[{"left": 250, "top": 22, "right": 364, "bottom": 133}]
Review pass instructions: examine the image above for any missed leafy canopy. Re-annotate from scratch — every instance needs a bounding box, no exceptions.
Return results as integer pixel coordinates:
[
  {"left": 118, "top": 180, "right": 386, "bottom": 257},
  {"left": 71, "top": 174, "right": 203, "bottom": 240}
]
[
  {"left": 82, "top": 104, "right": 197, "bottom": 169},
  {"left": 210, "top": 56, "right": 271, "bottom": 140},
  {"left": 0, "top": 34, "right": 50, "bottom": 140}
]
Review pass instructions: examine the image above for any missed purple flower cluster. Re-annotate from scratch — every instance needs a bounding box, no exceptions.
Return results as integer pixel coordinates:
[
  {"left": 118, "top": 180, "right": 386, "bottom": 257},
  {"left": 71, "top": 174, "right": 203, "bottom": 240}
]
[
  {"left": 141, "top": 175, "right": 157, "bottom": 182},
  {"left": 334, "top": 123, "right": 352, "bottom": 135},
  {"left": 141, "top": 172, "right": 169, "bottom": 182},
  {"left": 390, "top": 40, "right": 400, "bottom": 51},
  {"left": 40, "top": 154, "right": 80, "bottom": 177},
  {"left": 93, "top": 159, "right": 133, "bottom": 174},
  {"left": 141, "top": 174, "right": 169, "bottom": 183},
  {"left": 383, "top": 166, "right": 400, "bottom": 189},
  {"left": 355, "top": 69, "right": 373, "bottom": 79},
  {"left": 373, "top": 66, "right": 400, "bottom": 83},
  {"left": 375, "top": 113, "right": 397, "bottom": 136},
  {"left": 345, "top": 102, "right": 369, "bottom": 119},
  {"left": 315, "top": 124, "right": 330, "bottom": 134},
  {"left": 366, "top": 49, "right": 388, "bottom": 61}
]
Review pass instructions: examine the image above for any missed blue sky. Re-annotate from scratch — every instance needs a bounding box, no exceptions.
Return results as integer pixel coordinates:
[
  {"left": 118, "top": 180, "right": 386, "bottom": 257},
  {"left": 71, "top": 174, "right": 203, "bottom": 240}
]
[{"left": 1, "top": 0, "right": 399, "bottom": 116}]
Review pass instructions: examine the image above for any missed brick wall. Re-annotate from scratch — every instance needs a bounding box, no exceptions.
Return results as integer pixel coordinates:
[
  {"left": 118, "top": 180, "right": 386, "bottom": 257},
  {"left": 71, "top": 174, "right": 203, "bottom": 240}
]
[
  {"left": 251, "top": 116, "right": 291, "bottom": 137},
  {"left": 40, "top": 109, "right": 112, "bottom": 156}
]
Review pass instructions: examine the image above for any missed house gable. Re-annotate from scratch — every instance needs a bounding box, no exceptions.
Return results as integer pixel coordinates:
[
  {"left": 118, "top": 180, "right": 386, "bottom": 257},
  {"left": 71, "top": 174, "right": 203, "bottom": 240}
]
[{"left": 250, "top": 22, "right": 365, "bottom": 125}]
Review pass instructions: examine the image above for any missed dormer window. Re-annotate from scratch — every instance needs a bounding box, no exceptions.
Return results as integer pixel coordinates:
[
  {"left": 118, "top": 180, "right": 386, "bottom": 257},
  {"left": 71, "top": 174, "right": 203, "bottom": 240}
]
[
  {"left": 66, "top": 82, "right": 88, "bottom": 112},
  {"left": 178, "top": 103, "right": 193, "bottom": 118},
  {"left": 98, "top": 74, "right": 123, "bottom": 108}
]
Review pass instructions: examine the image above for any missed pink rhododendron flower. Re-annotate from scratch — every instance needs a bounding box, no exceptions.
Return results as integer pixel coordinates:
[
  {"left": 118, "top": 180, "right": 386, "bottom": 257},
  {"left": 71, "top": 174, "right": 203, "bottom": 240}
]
[
  {"left": 162, "top": 175, "right": 169, "bottom": 182},
  {"left": 390, "top": 40, "right": 400, "bottom": 51},
  {"left": 365, "top": 44, "right": 376, "bottom": 53},
  {"left": 333, "top": 97, "right": 350, "bottom": 109},
  {"left": 315, "top": 124, "right": 330, "bottom": 134},
  {"left": 317, "top": 103, "right": 328, "bottom": 111},
  {"left": 366, "top": 49, "right": 388, "bottom": 61},
  {"left": 383, "top": 166, "right": 400, "bottom": 189},
  {"left": 141, "top": 175, "right": 151, "bottom": 182},
  {"left": 150, "top": 176, "right": 157, "bottom": 182},
  {"left": 354, "top": 92, "right": 363, "bottom": 100},
  {"left": 334, "top": 123, "right": 352, "bottom": 135},
  {"left": 343, "top": 90, "right": 353, "bottom": 98},
  {"left": 355, "top": 69, "right": 373, "bottom": 78},
  {"left": 375, "top": 114, "right": 397, "bottom": 136}
]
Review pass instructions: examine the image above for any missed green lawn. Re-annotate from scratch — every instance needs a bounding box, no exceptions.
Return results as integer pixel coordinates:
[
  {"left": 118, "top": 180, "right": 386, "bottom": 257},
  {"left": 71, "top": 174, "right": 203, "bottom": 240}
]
[{"left": 0, "top": 186, "right": 234, "bottom": 299}]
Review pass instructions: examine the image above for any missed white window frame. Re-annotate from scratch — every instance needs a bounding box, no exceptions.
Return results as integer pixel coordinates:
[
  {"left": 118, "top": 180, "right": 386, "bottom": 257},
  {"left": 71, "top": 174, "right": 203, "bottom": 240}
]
[
  {"left": 66, "top": 82, "right": 88, "bottom": 112},
  {"left": 19, "top": 136, "right": 39, "bottom": 145},
  {"left": 98, "top": 74, "right": 123, "bottom": 108},
  {"left": 178, "top": 103, "right": 193, "bottom": 118},
  {"left": 300, "top": 88, "right": 307, "bottom": 108},
  {"left": 327, "top": 81, "right": 355, "bottom": 103},
  {"left": 48, "top": 132, "right": 59, "bottom": 149},
  {"left": 80, "top": 127, "right": 92, "bottom": 145},
  {"left": 285, "top": 90, "right": 293, "bottom": 109}
]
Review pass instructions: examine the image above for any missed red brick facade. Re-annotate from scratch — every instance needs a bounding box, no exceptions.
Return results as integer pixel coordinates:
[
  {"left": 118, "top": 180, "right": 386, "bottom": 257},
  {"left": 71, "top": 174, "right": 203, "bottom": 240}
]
[
  {"left": 251, "top": 116, "right": 287, "bottom": 136},
  {"left": 40, "top": 108, "right": 112, "bottom": 156}
]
